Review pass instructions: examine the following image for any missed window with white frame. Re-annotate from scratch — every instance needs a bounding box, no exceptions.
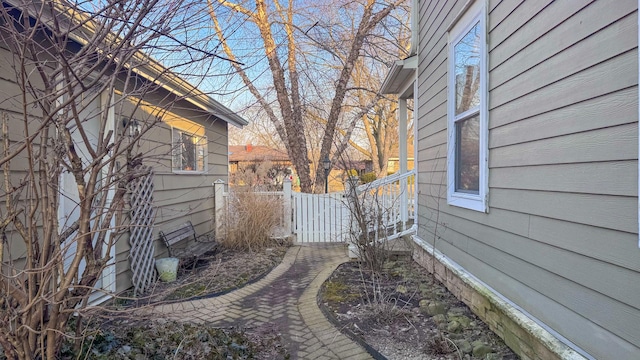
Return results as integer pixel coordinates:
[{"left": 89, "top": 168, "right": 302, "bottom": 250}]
[
  {"left": 172, "top": 127, "right": 207, "bottom": 173},
  {"left": 447, "top": 0, "right": 488, "bottom": 212}
]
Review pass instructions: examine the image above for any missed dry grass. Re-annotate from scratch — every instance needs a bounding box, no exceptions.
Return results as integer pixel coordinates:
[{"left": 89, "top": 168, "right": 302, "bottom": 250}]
[{"left": 221, "top": 188, "right": 284, "bottom": 252}]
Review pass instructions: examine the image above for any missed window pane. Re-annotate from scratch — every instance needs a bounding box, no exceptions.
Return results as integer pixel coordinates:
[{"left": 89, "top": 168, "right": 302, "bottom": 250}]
[
  {"left": 454, "top": 22, "right": 481, "bottom": 115},
  {"left": 196, "top": 137, "right": 206, "bottom": 171},
  {"left": 172, "top": 129, "right": 181, "bottom": 171},
  {"left": 181, "top": 133, "right": 196, "bottom": 171},
  {"left": 455, "top": 115, "right": 479, "bottom": 193},
  {"left": 172, "top": 128, "right": 207, "bottom": 172}
]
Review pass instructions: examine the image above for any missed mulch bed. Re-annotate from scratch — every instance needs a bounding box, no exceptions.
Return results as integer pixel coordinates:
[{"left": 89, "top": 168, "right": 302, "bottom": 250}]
[
  {"left": 1, "top": 246, "right": 292, "bottom": 360},
  {"left": 66, "top": 245, "right": 292, "bottom": 360},
  {"left": 111, "top": 246, "right": 289, "bottom": 308},
  {"left": 320, "top": 256, "right": 519, "bottom": 360},
  {"left": 57, "top": 320, "right": 286, "bottom": 360}
]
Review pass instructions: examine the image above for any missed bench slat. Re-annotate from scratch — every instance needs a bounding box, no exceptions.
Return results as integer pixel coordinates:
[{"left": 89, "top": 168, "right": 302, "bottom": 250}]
[{"left": 159, "top": 221, "right": 217, "bottom": 262}]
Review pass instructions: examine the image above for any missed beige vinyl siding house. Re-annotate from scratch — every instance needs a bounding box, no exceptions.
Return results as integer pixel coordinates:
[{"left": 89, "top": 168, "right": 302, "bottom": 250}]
[
  {"left": 388, "top": 0, "right": 639, "bottom": 359},
  {"left": 0, "top": 42, "right": 48, "bottom": 266},
  {"left": 0, "top": 1, "right": 247, "bottom": 296},
  {"left": 112, "top": 93, "right": 242, "bottom": 293}
]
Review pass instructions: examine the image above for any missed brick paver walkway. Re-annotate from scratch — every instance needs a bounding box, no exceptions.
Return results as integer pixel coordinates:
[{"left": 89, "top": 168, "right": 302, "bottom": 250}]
[{"left": 153, "top": 244, "right": 373, "bottom": 360}]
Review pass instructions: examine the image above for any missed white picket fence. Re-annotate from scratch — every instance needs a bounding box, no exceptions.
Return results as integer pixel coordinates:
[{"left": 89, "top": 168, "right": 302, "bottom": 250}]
[
  {"left": 216, "top": 182, "right": 292, "bottom": 240},
  {"left": 213, "top": 170, "right": 415, "bottom": 244}
]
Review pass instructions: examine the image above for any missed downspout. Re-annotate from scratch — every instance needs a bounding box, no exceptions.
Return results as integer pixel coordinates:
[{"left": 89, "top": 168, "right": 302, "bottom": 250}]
[
  {"left": 399, "top": 97, "right": 408, "bottom": 226},
  {"left": 412, "top": 76, "right": 418, "bottom": 232}
]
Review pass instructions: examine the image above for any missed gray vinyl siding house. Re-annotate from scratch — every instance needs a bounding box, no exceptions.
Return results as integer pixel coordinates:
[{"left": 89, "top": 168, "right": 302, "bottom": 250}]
[{"left": 394, "top": 0, "right": 639, "bottom": 359}]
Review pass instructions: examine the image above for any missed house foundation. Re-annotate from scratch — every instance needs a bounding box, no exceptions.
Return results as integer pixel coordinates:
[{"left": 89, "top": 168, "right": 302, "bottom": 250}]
[{"left": 411, "top": 237, "right": 587, "bottom": 360}]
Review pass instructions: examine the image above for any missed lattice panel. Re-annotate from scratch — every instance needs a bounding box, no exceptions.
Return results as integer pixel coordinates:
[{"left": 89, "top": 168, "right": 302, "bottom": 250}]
[{"left": 128, "top": 166, "right": 157, "bottom": 296}]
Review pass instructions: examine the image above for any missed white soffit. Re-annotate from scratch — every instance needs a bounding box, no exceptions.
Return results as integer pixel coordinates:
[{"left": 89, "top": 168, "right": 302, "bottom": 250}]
[{"left": 381, "top": 55, "right": 417, "bottom": 97}]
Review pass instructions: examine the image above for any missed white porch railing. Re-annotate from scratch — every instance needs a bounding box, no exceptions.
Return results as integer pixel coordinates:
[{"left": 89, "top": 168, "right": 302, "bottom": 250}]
[{"left": 353, "top": 169, "right": 416, "bottom": 241}]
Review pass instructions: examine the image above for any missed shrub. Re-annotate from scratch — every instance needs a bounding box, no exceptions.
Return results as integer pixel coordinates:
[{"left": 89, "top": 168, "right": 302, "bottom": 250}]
[
  {"left": 221, "top": 188, "right": 283, "bottom": 252},
  {"left": 230, "top": 161, "right": 290, "bottom": 191},
  {"left": 360, "top": 171, "right": 377, "bottom": 184}
]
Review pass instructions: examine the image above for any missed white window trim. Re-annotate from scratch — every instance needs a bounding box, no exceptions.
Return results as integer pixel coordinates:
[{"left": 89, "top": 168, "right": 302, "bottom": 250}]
[
  {"left": 446, "top": 0, "right": 488, "bottom": 213},
  {"left": 171, "top": 126, "right": 208, "bottom": 174}
]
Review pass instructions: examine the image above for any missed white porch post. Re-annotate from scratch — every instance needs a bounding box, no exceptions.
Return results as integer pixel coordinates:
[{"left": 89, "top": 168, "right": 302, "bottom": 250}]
[
  {"left": 214, "top": 179, "right": 226, "bottom": 240},
  {"left": 399, "top": 98, "right": 408, "bottom": 175},
  {"left": 380, "top": 54, "right": 417, "bottom": 233},
  {"left": 399, "top": 97, "right": 409, "bottom": 226}
]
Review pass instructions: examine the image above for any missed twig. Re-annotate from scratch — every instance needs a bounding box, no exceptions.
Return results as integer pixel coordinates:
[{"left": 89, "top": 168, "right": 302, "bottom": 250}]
[
  {"left": 403, "top": 314, "right": 420, "bottom": 346},
  {"left": 173, "top": 336, "right": 186, "bottom": 359},
  {"left": 444, "top": 336, "right": 463, "bottom": 360}
]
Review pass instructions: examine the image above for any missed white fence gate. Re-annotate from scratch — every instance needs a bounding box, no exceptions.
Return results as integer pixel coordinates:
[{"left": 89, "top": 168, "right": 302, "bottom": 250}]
[{"left": 293, "top": 192, "right": 350, "bottom": 243}]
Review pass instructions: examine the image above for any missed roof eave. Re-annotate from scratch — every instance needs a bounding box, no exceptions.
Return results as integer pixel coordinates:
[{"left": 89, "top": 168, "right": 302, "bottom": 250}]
[
  {"left": 380, "top": 55, "right": 417, "bottom": 96},
  {"left": 6, "top": 0, "right": 249, "bottom": 128},
  {"left": 130, "top": 63, "right": 249, "bottom": 128}
]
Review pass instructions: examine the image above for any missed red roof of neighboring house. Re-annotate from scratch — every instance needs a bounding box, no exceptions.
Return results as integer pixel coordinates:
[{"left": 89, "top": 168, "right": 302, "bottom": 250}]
[{"left": 229, "top": 145, "right": 290, "bottom": 162}]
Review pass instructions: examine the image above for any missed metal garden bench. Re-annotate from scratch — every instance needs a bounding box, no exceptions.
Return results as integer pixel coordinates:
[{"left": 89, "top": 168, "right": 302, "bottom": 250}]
[{"left": 158, "top": 221, "right": 218, "bottom": 267}]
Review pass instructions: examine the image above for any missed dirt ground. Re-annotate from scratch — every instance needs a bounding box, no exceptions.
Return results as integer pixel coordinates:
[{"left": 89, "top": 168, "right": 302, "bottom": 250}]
[{"left": 319, "top": 256, "right": 519, "bottom": 360}]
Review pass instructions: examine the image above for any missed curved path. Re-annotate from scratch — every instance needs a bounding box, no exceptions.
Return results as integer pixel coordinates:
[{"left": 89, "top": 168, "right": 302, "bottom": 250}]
[{"left": 153, "top": 244, "right": 373, "bottom": 360}]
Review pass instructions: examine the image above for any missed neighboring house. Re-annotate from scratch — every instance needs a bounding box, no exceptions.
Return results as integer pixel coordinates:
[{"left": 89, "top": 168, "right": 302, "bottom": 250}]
[
  {"left": 328, "top": 159, "right": 373, "bottom": 192},
  {"left": 382, "top": 1, "right": 638, "bottom": 359},
  {"left": 0, "top": 1, "right": 247, "bottom": 299},
  {"left": 387, "top": 141, "right": 415, "bottom": 174},
  {"left": 229, "top": 144, "right": 292, "bottom": 173},
  {"left": 228, "top": 144, "right": 292, "bottom": 188},
  {"left": 332, "top": 159, "right": 374, "bottom": 177},
  {"left": 115, "top": 89, "right": 247, "bottom": 294},
  {"left": 228, "top": 145, "right": 376, "bottom": 192}
]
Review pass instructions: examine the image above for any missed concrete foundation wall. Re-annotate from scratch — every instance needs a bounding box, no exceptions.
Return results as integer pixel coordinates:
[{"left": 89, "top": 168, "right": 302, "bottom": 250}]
[{"left": 411, "top": 237, "right": 586, "bottom": 360}]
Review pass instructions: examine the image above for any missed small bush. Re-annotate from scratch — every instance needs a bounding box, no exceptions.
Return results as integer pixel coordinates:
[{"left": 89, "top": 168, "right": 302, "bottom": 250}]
[
  {"left": 323, "top": 281, "right": 360, "bottom": 304},
  {"left": 221, "top": 188, "right": 283, "bottom": 252},
  {"left": 360, "top": 171, "right": 377, "bottom": 184}
]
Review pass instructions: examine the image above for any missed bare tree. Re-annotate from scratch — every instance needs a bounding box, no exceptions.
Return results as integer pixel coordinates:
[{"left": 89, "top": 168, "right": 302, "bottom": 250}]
[
  {"left": 207, "top": 0, "right": 404, "bottom": 193},
  {"left": 355, "top": 87, "right": 399, "bottom": 178},
  {"left": 228, "top": 108, "right": 285, "bottom": 149},
  {"left": 343, "top": 0, "right": 412, "bottom": 178},
  {"left": 0, "top": 1, "right": 222, "bottom": 359}
]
